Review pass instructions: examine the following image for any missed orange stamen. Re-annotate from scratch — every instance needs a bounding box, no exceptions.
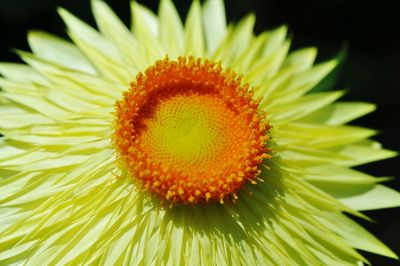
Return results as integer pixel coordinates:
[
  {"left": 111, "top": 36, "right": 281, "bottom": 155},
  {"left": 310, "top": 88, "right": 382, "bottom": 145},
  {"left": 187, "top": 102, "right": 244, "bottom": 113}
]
[{"left": 114, "top": 57, "right": 270, "bottom": 204}]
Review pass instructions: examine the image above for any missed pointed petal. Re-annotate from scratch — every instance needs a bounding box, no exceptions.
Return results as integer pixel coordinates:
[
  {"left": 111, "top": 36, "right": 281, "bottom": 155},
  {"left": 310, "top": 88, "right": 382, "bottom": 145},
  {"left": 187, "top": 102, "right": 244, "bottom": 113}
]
[
  {"left": 321, "top": 213, "right": 398, "bottom": 259},
  {"left": 28, "top": 31, "right": 96, "bottom": 74},
  {"left": 273, "top": 60, "right": 338, "bottom": 103},
  {"left": 184, "top": 0, "right": 205, "bottom": 57},
  {"left": 0, "top": 63, "right": 48, "bottom": 85},
  {"left": 212, "top": 14, "right": 255, "bottom": 65},
  {"left": 91, "top": 0, "right": 144, "bottom": 71},
  {"left": 58, "top": 8, "right": 131, "bottom": 83},
  {"left": 268, "top": 90, "right": 345, "bottom": 123},
  {"left": 299, "top": 102, "right": 376, "bottom": 125},
  {"left": 340, "top": 185, "right": 400, "bottom": 211},
  {"left": 131, "top": 2, "right": 164, "bottom": 65},
  {"left": 283, "top": 47, "right": 317, "bottom": 72},
  {"left": 158, "top": 0, "right": 184, "bottom": 57},
  {"left": 202, "top": 0, "right": 226, "bottom": 55},
  {"left": 332, "top": 140, "right": 397, "bottom": 166}
]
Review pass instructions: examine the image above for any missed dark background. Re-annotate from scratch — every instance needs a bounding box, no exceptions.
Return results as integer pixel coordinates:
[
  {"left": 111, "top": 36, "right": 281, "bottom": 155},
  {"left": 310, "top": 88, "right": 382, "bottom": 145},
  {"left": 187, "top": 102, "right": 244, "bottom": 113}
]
[{"left": 1, "top": 0, "right": 399, "bottom": 264}]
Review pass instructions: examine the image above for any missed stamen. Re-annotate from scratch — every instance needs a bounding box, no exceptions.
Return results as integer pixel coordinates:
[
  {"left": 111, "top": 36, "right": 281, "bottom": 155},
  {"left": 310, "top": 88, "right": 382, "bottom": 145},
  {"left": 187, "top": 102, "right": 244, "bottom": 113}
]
[{"left": 114, "top": 57, "right": 270, "bottom": 204}]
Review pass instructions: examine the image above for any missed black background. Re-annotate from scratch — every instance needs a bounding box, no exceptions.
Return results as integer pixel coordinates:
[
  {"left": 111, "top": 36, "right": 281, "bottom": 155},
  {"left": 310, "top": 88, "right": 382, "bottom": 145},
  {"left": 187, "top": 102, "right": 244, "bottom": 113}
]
[{"left": 1, "top": 0, "right": 399, "bottom": 264}]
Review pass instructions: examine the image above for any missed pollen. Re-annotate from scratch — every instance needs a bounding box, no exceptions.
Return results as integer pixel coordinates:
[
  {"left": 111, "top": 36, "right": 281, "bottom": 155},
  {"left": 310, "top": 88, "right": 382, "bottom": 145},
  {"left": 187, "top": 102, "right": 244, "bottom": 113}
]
[{"left": 114, "top": 57, "right": 270, "bottom": 204}]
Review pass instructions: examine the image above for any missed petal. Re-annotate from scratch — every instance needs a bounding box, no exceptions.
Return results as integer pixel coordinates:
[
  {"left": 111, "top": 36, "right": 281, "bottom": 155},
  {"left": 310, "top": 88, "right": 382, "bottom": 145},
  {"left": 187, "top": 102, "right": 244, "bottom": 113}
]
[
  {"left": 332, "top": 140, "right": 397, "bottom": 166},
  {"left": 275, "top": 123, "right": 376, "bottom": 149},
  {"left": 283, "top": 47, "right": 318, "bottom": 73},
  {"left": 212, "top": 14, "right": 256, "bottom": 65},
  {"left": 159, "top": 0, "right": 184, "bottom": 57},
  {"left": 269, "top": 60, "right": 338, "bottom": 104},
  {"left": 27, "top": 31, "right": 96, "bottom": 74},
  {"left": 130, "top": 2, "right": 164, "bottom": 65},
  {"left": 339, "top": 184, "right": 400, "bottom": 211},
  {"left": 321, "top": 213, "right": 398, "bottom": 259},
  {"left": 245, "top": 39, "right": 291, "bottom": 87},
  {"left": 299, "top": 102, "right": 376, "bottom": 125},
  {"left": 184, "top": 0, "right": 205, "bottom": 57},
  {"left": 0, "top": 63, "right": 48, "bottom": 85},
  {"left": 268, "top": 90, "right": 345, "bottom": 123},
  {"left": 58, "top": 8, "right": 131, "bottom": 83},
  {"left": 91, "top": 0, "right": 144, "bottom": 71},
  {"left": 202, "top": 0, "right": 226, "bottom": 55}
]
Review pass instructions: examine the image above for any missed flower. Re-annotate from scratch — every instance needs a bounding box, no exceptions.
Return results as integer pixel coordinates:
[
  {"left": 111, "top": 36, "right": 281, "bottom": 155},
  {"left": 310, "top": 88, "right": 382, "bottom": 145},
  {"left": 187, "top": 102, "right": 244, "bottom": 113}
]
[{"left": 0, "top": 0, "right": 399, "bottom": 265}]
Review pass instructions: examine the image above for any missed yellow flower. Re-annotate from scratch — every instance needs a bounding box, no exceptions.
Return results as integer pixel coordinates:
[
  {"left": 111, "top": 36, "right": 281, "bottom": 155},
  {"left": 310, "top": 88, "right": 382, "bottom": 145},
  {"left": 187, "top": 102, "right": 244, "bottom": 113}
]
[{"left": 0, "top": 0, "right": 399, "bottom": 265}]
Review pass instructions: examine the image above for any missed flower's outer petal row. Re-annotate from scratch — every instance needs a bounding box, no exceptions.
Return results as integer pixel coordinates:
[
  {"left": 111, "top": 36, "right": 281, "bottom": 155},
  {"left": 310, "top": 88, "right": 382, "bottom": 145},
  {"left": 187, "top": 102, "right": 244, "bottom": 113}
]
[
  {"left": 0, "top": 18, "right": 118, "bottom": 254},
  {"left": 0, "top": 160, "right": 368, "bottom": 265},
  {"left": 0, "top": 150, "right": 114, "bottom": 231}
]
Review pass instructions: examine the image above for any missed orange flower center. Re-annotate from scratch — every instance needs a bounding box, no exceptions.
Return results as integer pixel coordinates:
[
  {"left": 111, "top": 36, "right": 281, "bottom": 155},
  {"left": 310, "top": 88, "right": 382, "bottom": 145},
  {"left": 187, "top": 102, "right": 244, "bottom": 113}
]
[{"left": 114, "top": 57, "right": 270, "bottom": 204}]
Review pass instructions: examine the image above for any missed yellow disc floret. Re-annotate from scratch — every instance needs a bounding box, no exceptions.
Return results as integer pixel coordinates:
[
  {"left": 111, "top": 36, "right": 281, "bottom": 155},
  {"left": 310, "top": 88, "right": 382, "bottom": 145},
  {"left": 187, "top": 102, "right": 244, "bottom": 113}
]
[{"left": 114, "top": 57, "right": 270, "bottom": 204}]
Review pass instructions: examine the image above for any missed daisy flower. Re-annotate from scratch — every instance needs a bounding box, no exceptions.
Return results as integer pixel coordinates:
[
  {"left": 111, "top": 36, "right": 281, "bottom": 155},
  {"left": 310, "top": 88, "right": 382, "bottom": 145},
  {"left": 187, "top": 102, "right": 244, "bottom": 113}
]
[{"left": 0, "top": 0, "right": 399, "bottom": 265}]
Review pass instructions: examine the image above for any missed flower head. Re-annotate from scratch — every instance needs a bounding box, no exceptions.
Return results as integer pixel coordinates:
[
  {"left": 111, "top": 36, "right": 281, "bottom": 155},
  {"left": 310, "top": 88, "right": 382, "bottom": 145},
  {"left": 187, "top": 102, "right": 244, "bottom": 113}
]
[{"left": 0, "top": 0, "right": 399, "bottom": 265}]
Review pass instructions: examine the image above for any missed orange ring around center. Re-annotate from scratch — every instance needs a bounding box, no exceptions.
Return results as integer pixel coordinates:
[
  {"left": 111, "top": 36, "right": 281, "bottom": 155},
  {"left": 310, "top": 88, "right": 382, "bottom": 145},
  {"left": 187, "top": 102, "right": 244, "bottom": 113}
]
[{"left": 114, "top": 57, "right": 270, "bottom": 204}]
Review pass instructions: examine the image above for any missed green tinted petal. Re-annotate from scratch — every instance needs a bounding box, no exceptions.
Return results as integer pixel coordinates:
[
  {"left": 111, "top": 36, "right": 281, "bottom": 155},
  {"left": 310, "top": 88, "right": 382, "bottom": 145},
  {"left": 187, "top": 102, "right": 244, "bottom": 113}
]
[
  {"left": 212, "top": 14, "right": 255, "bottom": 65},
  {"left": 91, "top": 0, "right": 145, "bottom": 71},
  {"left": 202, "top": 0, "right": 226, "bottom": 55},
  {"left": 159, "top": 0, "right": 184, "bottom": 57},
  {"left": 262, "top": 25, "right": 288, "bottom": 57},
  {"left": 340, "top": 185, "right": 400, "bottom": 211},
  {"left": 28, "top": 31, "right": 95, "bottom": 74},
  {"left": 131, "top": 2, "right": 164, "bottom": 65},
  {"left": 274, "top": 123, "right": 376, "bottom": 149},
  {"left": 283, "top": 47, "right": 317, "bottom": 72},
  {"left": 57, "top": 8, "right": 120, "bottom": 60},
  {"left": 58, "top": 8, "right": 131, "bottom": 83},
  {"left": 332, "top": 140, "right": 397, "bottom": 166},
  {"left": 0, "top": 63, "right": 47, "bottom": 85},
  {"left": 321, "top": 213, "right": 398, "bottom": 259},
  {"left": 184, "top": 0, "right": 205, "bottom": 57},
  {"left": 273, "top": 60, "right": 338, "bottom": 102},
  {"left": 299, "top": 102, "right": 376, "bottom": 125},
  {"left": 268, "top": 90, "right": 345, "bottom": 123}
]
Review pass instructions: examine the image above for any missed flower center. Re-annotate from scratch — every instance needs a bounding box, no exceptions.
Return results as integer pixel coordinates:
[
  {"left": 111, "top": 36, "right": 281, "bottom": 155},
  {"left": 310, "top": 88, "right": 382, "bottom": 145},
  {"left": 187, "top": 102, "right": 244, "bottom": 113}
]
[{"left": 114, "top": 57, "right": 270, "bottom": 204}]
